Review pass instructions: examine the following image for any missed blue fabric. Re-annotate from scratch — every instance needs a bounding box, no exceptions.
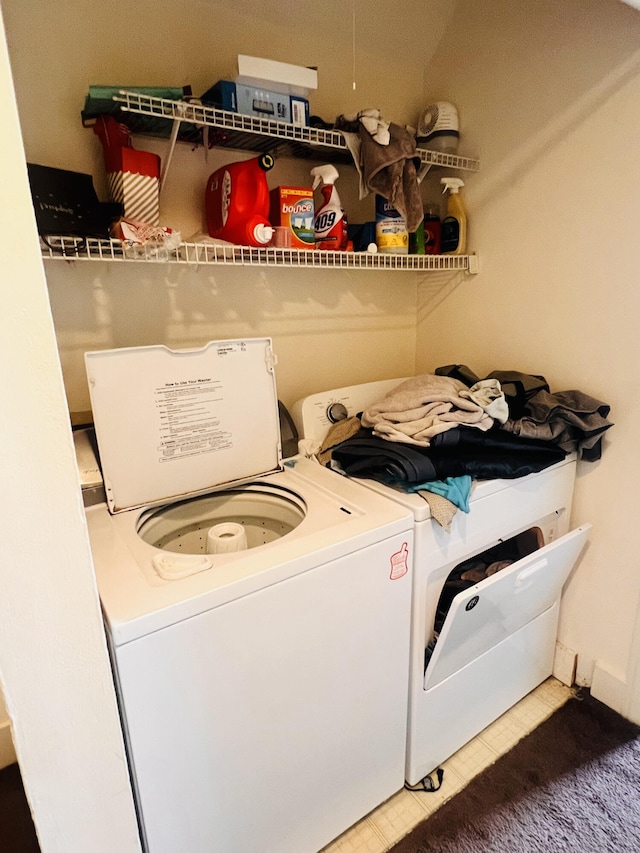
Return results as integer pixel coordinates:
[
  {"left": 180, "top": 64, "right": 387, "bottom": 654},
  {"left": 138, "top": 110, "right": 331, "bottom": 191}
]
[{"left": 407, "top": 475, "right": 472, "bottom": 512}]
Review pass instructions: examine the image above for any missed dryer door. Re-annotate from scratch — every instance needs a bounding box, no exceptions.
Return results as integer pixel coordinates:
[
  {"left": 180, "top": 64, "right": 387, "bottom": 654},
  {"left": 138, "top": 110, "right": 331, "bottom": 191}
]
[{"left": 423, "top": 524, "right": 590, "bottom": 691}]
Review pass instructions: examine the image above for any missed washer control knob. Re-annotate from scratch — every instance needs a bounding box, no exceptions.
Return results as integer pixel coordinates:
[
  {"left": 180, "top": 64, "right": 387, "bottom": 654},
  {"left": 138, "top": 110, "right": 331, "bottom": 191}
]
[{"left": 327, "top": 402, "right": 349, "bottom": 423}]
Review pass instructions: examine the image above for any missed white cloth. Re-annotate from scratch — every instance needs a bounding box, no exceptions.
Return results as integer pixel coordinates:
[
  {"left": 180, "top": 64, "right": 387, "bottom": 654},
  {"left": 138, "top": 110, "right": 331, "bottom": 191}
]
[
  {"left": 461, "top": 379, "right": 509, "bottom": 424},
  {"left": 338, "top": 109, "right": 391, "bottom": 200}
]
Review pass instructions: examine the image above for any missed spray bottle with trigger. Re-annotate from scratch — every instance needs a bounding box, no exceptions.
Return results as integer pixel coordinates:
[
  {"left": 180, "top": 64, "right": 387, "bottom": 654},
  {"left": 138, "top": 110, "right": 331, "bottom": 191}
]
[
  {"left": 440, "top": 176, "right": 467, "bottom": 254},
  {"left": 310, "top": 165, "right": 348, "bottom": 251}
]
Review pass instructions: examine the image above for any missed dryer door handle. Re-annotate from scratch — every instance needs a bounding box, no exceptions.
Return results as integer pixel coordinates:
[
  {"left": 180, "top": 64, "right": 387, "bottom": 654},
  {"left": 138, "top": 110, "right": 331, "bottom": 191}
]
[{"left": 514, "top": 558, "right": 548, "bottom": 591}]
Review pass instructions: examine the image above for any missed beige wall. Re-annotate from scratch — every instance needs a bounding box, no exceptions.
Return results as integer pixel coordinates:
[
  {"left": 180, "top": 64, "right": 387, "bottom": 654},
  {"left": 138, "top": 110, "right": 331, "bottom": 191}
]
[
  {"left": 417, "top": 0, "right": 640, "bottom": 712},
  {"left": 0, "top": 5, "right": 142, "bottom": 849},
  {"left": 3, "top": 0, "right": 460, "bottom": 415}
]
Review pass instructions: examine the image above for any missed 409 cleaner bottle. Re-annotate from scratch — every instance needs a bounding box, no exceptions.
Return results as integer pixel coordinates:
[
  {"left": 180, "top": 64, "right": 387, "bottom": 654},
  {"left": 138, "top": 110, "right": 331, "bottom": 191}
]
[{"left": 310, "top": 165, "right": 348, "bottom": 251}]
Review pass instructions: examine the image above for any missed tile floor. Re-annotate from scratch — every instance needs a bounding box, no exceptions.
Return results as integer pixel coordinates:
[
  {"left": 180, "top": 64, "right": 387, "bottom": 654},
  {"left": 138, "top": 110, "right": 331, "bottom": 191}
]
[{"left": 319, "top": 677, "right": 575, "bottom": 853}]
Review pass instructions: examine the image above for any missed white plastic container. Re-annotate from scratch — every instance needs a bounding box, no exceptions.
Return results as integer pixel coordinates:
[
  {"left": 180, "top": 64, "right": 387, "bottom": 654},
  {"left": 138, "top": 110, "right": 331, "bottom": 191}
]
[{"left": 375, "top": 196, "right": 408, "bottom": 254}]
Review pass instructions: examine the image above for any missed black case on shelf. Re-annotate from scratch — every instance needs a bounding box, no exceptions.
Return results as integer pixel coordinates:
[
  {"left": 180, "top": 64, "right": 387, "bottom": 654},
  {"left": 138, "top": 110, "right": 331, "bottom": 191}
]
[{"left": 27, "top": 163, "right": 123, "bottom": 253}]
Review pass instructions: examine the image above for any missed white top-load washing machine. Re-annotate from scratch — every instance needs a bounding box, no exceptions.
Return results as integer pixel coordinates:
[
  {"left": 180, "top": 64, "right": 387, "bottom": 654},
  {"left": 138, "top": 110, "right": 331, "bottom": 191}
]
[
  {"left": 79, "top": 340, "right": 415, "bottom": 853},
  {"left": 292, "top": 378, "right": 590, "bottom": 785}
]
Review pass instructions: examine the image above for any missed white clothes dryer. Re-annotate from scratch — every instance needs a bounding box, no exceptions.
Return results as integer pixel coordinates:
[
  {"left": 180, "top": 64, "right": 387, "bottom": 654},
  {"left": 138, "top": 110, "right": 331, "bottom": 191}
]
[
  {"left": 80, "top": 341, "right": 414, "bottom": 853},
  {"left": 292, "top": 379, "right": 590, "bottom": 785}
]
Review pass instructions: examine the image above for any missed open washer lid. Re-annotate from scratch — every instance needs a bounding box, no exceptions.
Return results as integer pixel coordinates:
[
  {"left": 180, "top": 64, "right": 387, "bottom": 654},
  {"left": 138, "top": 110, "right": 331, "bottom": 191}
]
[{"left": 85, "top": 338, "right": 282, "bottom": 514}]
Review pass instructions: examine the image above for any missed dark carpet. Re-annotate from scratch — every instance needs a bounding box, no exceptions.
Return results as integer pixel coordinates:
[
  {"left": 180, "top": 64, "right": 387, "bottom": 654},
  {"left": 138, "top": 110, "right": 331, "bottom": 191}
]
[
  {"left": 390, "top": 691, "right": 640, "bottom": 853},
  {"left": 0, "top": 762, "right": 40, "bottom": 852}
]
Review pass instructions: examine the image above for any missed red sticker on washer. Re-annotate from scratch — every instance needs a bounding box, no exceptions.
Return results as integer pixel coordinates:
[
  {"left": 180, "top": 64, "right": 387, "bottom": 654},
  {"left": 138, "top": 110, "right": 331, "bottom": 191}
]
[{"left": 390, "top": 542, "right": 409, "bottom": 579}]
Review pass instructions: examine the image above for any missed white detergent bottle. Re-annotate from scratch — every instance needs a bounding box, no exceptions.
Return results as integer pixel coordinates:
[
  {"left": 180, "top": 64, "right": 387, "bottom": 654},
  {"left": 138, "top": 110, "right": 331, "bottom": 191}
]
[
  {"left": 440, "top": 177, "right": 467, "bottom": 254},
  {"left": 310, "top": 165, "right": 348, "bottom": 251}
]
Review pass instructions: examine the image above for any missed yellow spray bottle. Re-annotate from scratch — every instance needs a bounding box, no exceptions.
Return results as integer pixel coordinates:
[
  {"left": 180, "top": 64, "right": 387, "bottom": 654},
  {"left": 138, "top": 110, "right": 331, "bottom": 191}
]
[{"left": 440, "top": 177, "right": 467, "bottom": 254}]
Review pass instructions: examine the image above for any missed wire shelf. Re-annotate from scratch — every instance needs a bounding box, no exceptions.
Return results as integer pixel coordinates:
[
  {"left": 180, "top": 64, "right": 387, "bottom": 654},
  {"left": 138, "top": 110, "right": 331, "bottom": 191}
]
[
  {"left": 111, "top": 90, "right": 480, "bottom": 172},
  {"left": 40, "top": 236, "right": 476, "bottom": 272}
]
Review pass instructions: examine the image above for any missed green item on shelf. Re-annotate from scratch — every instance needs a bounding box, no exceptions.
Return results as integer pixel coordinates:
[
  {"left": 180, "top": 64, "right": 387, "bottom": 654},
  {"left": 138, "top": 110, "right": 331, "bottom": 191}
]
[
  {"left": 81, "top": 85, "right": 202, "bottom": 144},
  {"left": 82, "top": 85, "right": 190, "bottom": 121}
]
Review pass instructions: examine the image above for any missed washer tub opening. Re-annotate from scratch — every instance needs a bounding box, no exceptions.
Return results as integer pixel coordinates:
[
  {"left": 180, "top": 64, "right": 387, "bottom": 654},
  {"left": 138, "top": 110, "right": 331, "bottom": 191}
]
[{"left": 136, "top": 483, "right": 307, "bottom": 554}]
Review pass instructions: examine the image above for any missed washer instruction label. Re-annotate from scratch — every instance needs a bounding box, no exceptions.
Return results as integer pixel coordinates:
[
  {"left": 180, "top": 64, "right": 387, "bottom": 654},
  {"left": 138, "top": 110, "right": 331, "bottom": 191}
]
[{"left": 154, "top": 377, "right": 232, "bottom": 461}]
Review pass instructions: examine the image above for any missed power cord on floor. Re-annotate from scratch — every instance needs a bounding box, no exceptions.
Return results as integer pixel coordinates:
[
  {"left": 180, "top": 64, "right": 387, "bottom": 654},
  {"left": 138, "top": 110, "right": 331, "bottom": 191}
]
[{"left": 404, "top": 767, "right": 444, "bottom": 793}]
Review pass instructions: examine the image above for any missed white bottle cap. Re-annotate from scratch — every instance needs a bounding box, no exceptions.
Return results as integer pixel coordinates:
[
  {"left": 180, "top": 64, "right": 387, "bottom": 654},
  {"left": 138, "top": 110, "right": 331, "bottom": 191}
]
[{"left": 254, "top": 223, "right": 274, "bottom": 245}]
